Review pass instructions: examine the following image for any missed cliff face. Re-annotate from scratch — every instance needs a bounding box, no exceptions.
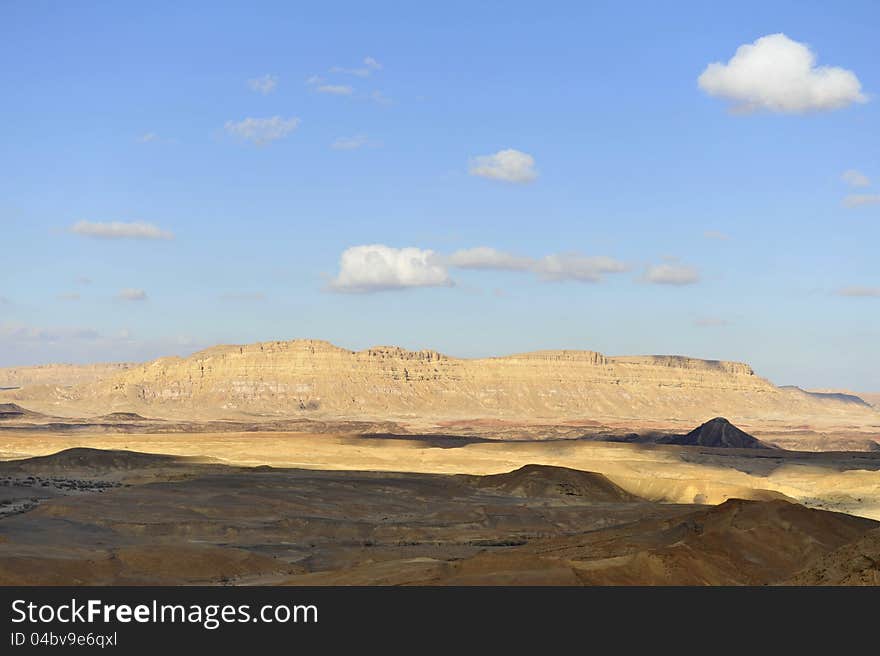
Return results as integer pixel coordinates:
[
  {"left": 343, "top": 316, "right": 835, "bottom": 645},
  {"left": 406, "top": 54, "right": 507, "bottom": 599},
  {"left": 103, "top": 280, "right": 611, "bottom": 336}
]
[
  {"left": 0, "top": 362, "right": 135, "bottom": 389},
  {"left": 12, "top": 339, "right": 875, "bottom": 424}
]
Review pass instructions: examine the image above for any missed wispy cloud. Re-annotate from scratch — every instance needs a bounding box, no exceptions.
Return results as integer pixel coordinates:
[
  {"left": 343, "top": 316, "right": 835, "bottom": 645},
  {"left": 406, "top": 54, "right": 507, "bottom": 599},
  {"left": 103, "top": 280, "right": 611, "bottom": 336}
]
[
  {"left": 70, "top": 221, "right": 174, "bottom": 240},
  {"left": 534, "top": 254, "right": 628, "bottom": 283},
  {"left": 116, "top": 288, "right": 148, "bottom": 302},
  {"left": 842, "top": 194, "right": 880, "bottom": 208},
  {"left": 317, "top": 84, "right": 354, "bottom": 96},
  {"left": 837, "top": 286, "right": 880, "bottom": 297},
  {"left": 247, "top": 73, "right": 278, "bottom": 94},
  {"left": 644, "top": 261, "right": 700, "bottom": 285},
  {"left": 219, "top": 292, "right": 266, "bottom": 302},
  {"left": 224, "top": 116, "right": 300, "bottom": 145},
  {"left": 370, "top": 90, "right": 392, "bottom": 105},
  {"left": 138, "top": 132, "right": 159, "bottom": 143},
  {"left": 698, "top": 33, "right": 866, "bottom": 113},
  {"left": 330, "top": 135, "right": 378, "bottom": 150},
  {"left": 57, "top": 292, "right": 81, "bottom": 301},
  {"left": 694, "top": 317, "right": 732, "bottom": 327},
  {"left": 469, "top": 149, "right": 537, "bottom": 184},
  {"left": 329, "top": 56, "right": 383, "bottom": 78},
  {"left": 703, "top": 230, "right": 730, "bottom": 240},
  {"left": 842, "top": 169, "right": 871, "bottom": 188},
  {"left": 448, "top": 247, "right": 533, "bottom": 271}
]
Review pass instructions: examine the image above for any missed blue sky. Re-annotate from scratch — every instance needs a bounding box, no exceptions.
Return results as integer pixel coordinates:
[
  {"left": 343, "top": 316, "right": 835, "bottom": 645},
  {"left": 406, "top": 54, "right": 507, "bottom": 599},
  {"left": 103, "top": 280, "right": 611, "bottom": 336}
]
[{"left": 1, "top": 1, "right": 878, "bottom": 391}]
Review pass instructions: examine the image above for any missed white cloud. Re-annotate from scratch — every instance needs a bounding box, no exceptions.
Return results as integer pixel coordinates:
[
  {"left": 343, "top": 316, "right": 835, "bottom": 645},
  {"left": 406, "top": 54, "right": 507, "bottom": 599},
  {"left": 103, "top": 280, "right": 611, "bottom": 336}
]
[
  {"left": 534, "top": 254, "right": 628, "bottom": 282},
  {"left": 843, "top": 194, "right": 880, "bottom": 208},
  {"left": 306, "top": 75, "right": 324, "bottom": 86},
  {"left": 117, "top": 288, "right": 148, "bottom": 301},
  {"left": 329, "top": 245, "right": 452, "bottom": 293},
  {"left": 703, "top": 230, "right": 730, "bottom": 240},
  {"left": 644, "top": 262, "right": 700, "bottom": 285},
  {"left": 469, "top": 149, "right": 537, "bottom": 184},
  {"left": 331, "top": 135, "right": 375, "bottom": 150},
  {"left": 698, "top": 33, "right": 867, "bottom": 114},
  {"left": 837, "top": 286, "right": 880, "bottom": 297},
  {"left": 448, "top": 247, "right": 533, "bottom": 271},
  {"left": 364, "top": 57, "right": 382, "bottom": 71},
  {"left": 317, "top": 84, "right": 354, "bottom": 96},
  {"left": 248, "top": 74, "right": 278, "bottom": 94},
  {"left": 70, "top": 221, "right": 173, "bottom": 240},
  {"left": 842, "top": 169, "right": 870, "bottom": 188},
  {"left": 370, "top": 90, "right": 392, "bottom": 105},
  {"left": 224, "top": 116, "right": 300, "bottom": 145},
  {"left": 138, "top": 132, "right": 159, "bottom": 143}
]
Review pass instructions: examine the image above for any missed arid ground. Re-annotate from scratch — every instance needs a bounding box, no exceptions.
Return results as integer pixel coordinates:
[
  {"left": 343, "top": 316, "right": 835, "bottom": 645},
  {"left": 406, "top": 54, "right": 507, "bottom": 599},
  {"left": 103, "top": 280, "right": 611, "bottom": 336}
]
[
  {"left": 1, "top": 427, "right": 879, "bottom": 585},
  {"left": 1, "top": 342, "right": 878, "bottom": 585}
]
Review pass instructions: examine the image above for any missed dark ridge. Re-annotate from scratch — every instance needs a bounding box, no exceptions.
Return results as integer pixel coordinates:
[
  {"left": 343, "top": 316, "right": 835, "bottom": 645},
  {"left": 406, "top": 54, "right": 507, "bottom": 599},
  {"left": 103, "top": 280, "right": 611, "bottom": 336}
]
[
  {"left": 660, "top": 417, "right": 778, "bottom": 450},
  {"left": 780, "top": 386, "right": 872, "bottom": 408},
  {"left": 0, "top": 403, "right": 43, "bottom": 419},
  {"left": 0, "top": 447, "right": 184, "bottom": 473},
  {"left": 473, "top": 464, "right": 640, "bottom": 502}
]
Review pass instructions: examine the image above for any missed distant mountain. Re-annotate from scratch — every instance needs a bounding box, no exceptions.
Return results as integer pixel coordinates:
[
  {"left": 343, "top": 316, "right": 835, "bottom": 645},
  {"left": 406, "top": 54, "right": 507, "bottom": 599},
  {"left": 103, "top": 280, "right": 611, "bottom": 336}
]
[{"left": 1, "top": 339, "right": 877, "bottom": 425}]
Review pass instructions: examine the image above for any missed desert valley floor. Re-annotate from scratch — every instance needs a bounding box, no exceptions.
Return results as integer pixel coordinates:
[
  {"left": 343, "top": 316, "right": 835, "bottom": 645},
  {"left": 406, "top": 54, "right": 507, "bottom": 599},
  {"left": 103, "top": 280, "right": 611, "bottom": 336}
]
[{"left": 1, "top": 424, "right": 880, "bottom": 585}]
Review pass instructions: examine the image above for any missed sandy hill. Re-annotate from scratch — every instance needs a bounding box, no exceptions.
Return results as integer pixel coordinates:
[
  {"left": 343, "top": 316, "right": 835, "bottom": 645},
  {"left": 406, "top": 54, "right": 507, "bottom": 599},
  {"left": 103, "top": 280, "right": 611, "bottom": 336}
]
[{"left": 2, "top": 338, "right": 877, "bottom": 425}]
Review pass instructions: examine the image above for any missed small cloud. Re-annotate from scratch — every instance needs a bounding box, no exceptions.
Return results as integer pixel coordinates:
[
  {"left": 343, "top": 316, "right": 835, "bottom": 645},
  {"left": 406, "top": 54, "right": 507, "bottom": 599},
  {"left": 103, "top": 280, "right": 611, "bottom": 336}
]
[
  {"left": 370, "top": 90, "right": 392, "bottom": 105},
  {"left": 138, "top": 132, "right": 159, "bottom": 143},
  {"left": 116, "top": 288, "right": 147, "bottom": 301},
  {"left": 317, "top": 84, "right": 354, "bottom": 96},
  {"left": 704, "top": 230, "right": 730, "bottom": 240},
  {"left": 70, "top": 220, "right": 173, "bottom": 240},
  {"left": 330, "top": 135, "right": 376, "bottom": 150},
  {"left": 329, "top": 245, "right": 452, "bottom": 293},
  {"left": 224, "top": 116, "right": 300, "bottom": 146},
  {"left": 698, "top": 33, "right": 867, "bottom": 114},
  {"left": 842, "top": 169, "right": 871, "bottom": 188},
  {"left": 469, "top": 149, "right": 537, "bottom": 184},
  {"left": 247, "top": 74, "right": 278, "bottom": 94},
  {"left": 76, "top": 276, "right": 92, "bottom": 285},
  {"left": 842, "top": 194, "right": 880, "bottom": 208},
  {"left": 57, "top": 292, "right": 81, "bottom": 301},
  {"left": 219, "top": 292, "right": 266, "bottom": 302},
  {"left": 644, "top": 262, "right": 700, "bottom": 285},
  {"left": 306, "top": 75, "right": 324, "bottom": 86},
  {"left": 694, "top": 317, "right": 732, "bottom": 327},
  {"left": 837, "top": 286, "right": 880, "bottom": 297},
  {"left": 449, "top": 247, "right": 533, "bottom": 271},
  {"left": 364, "top": 57, "right": 382, "bottom": 71}
]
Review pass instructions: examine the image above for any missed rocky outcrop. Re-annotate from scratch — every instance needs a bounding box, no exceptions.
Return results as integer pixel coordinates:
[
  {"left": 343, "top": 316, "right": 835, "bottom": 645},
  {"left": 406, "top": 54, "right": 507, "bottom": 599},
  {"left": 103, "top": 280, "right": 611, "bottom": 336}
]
[
  {"left": 4, "top": 339, "right": 878, "bottom": 424},
  {"left": 661, "top": 417, "right": 776, "bottom": 449},
  {"left": 0, "top": 362, "right": 135, "bottom": 389}
]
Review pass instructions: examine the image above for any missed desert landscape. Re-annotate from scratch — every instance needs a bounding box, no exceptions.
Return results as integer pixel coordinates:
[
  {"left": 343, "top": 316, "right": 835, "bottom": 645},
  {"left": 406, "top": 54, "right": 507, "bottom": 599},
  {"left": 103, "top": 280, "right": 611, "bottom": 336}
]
[
  {"left": 1, "top": 339, "right": 878, "bottom": 585},
  {"left": 3, "top": 5, "right": 879, "bottom": 594}
]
